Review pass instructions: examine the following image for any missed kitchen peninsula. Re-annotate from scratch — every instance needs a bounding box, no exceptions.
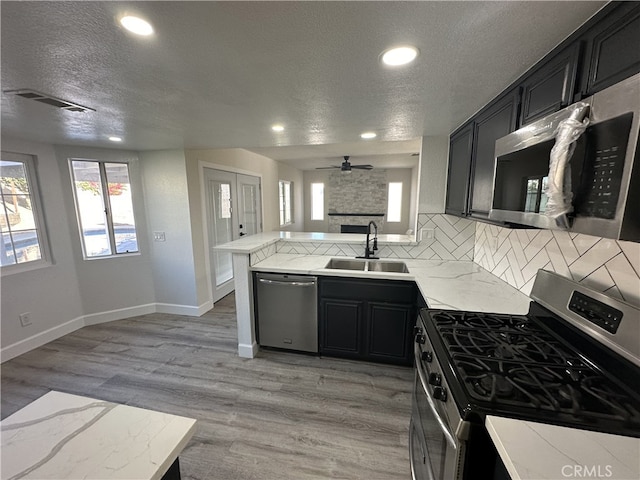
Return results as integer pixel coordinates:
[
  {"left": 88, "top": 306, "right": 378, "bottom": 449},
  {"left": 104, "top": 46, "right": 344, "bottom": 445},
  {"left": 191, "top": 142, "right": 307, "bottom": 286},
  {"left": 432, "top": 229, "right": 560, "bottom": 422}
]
[{"left": 215, "top": 231, "right": 531, "bottom": 359}]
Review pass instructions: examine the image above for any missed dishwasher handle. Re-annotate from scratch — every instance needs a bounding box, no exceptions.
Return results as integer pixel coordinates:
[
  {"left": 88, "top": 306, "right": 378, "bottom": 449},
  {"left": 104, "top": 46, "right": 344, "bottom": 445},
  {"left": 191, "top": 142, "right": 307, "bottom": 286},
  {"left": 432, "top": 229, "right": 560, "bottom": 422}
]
[{"left": 258, "top": 278, "right": 316, "bottom": 287}]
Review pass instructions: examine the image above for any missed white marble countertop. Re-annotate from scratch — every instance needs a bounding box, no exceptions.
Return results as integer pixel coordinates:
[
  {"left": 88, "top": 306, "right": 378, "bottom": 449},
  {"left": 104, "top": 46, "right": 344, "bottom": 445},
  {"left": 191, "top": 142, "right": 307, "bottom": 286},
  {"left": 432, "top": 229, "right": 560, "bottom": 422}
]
[
  {"left": 1, "top": 390, "right": 197, "bottom": 480},
  {"left": 486, "top": 416, "right": 640, "bottom": 480},
  {"left": 251, "top": 254, "right": 531, "bottom": 314},
  {"left": 215, "top": 231, "right": 417, "bottom": 254}
]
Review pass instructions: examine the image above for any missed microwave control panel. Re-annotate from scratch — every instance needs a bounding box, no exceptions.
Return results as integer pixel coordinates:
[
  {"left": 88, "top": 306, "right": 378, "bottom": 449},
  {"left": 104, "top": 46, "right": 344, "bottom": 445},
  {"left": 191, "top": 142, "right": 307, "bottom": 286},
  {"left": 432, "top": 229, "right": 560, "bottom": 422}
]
[{"left": 576, "top": 113, "right": 633, "bottom": 219}]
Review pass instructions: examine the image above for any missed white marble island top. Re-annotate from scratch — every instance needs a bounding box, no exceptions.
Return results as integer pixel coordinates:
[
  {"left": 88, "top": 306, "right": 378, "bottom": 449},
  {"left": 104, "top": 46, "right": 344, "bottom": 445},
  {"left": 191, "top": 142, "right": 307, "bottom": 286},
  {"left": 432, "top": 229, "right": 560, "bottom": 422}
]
[
  {"left": 251, "top": 254, "right": 531, "bottom": 314},
  {"left": 1, "top": 391, "right": 197, "bottom": 480},
  {"left": 486, "top": 416, "right": 640, "bottom": 480}
]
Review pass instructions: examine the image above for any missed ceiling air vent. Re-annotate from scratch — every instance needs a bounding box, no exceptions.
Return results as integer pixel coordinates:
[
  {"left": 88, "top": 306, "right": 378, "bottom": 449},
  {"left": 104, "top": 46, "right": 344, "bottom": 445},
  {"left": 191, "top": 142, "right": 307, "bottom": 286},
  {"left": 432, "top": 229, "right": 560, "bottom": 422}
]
[{"left": 3, "top": 89, "right": 95, "bottom": 112}]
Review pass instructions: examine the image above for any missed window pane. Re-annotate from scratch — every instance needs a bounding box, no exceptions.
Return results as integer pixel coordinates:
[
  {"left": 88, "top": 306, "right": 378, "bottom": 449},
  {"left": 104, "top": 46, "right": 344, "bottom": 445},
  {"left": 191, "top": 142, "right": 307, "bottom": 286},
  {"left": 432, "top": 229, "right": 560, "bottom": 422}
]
[
  {"left": 387, "top": 182, "right": 402, "bottom": 222},
  {"left": 285, "top": 182, "right": 291, "bottom": 224},
  {"left": 105, "top": 163, "right": 138, "bottom": 254},
  {"left": 1, "top": 155, "right": 46, "bottom": 268},
  {"left": 279, "top": 181, "right": 285, "bottom": 225},
  {"left": 311, "top": 183, "right": 324, "bottom": 220},
  {"left": 71, "top": 160, "right": 112, "bottom": 256}
]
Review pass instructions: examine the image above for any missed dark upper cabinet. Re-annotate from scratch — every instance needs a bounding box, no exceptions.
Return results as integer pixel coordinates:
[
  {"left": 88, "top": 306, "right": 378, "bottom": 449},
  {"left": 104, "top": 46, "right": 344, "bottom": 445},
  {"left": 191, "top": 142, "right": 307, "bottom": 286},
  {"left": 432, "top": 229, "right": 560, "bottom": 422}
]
[
  {"left": 580, "top": 2, "right": 640, "bottom": 97},
  {"left": 445, "top": 122, "right": 474, "bottom": 216},
  {"left": 468, "top": 89, "right": 520, "bottom": 220},
  {"left": 520, "top": 43, "right": 581, "bottom": 125}
]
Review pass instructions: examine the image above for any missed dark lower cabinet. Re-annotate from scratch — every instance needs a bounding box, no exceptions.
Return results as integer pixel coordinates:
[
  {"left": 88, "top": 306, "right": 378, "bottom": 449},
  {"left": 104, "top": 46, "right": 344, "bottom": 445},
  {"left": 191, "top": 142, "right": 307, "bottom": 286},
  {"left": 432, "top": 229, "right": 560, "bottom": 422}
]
[
  {"left": 320, "top": 298, "right": 363, "bottom": 359},
  {"left": 319, "top": 277, "right": 416, "bottom": 366}
]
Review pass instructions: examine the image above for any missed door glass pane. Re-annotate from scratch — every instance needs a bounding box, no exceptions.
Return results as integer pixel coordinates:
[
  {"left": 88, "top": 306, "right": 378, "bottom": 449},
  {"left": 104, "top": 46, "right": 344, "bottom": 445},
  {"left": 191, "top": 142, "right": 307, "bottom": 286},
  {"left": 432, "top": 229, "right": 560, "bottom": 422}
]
[
  {"left": 241, "top": 184, "right": 258, "bottom": 235},
  {"left": 105, "top": 163, "right": 138, "bottom": 253},
  {"left": 211, "top": 180, "right": 233, "bottom": 286},
  {"left": 71, "top": 161, "right": 112, "bottom": 256}
]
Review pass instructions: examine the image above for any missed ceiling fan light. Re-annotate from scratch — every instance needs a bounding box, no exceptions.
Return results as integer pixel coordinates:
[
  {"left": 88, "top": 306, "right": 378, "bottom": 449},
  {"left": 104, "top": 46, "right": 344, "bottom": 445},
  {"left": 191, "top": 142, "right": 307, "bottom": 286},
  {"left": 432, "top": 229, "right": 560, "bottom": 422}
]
[
  {"left": 360, "top": 132, "right": 377, "bottom": 139},
  {"left": 271, "top": 124, "right": 285, "bottom": 132}
]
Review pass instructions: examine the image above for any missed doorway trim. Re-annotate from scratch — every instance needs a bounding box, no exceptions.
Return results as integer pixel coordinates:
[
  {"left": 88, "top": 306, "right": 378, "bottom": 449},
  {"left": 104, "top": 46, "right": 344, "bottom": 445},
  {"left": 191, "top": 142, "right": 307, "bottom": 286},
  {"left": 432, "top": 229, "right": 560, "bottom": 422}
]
[{"left": 198, "top": 161, "right": 264, "bottom": 306}]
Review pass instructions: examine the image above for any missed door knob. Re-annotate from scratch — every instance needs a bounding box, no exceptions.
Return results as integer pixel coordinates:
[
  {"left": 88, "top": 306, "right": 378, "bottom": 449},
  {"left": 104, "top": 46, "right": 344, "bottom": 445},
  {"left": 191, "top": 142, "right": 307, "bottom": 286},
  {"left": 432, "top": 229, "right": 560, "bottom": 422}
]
[{"left": 239, "top": 232, "right": 246, "bottom": 236}]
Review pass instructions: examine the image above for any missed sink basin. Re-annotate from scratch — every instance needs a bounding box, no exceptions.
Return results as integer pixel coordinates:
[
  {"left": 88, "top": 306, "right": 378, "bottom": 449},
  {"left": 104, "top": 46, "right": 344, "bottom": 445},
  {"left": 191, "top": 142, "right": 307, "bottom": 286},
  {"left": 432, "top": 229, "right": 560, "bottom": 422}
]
[
  {"left": 325, "top": 258, "right": 367, "bottom": 270},
  {"left": 324, "top": 258, "right": 409, "bottom": 273},
  {"left": 367, "top": 261, "right": 409, "bottom": 273}
]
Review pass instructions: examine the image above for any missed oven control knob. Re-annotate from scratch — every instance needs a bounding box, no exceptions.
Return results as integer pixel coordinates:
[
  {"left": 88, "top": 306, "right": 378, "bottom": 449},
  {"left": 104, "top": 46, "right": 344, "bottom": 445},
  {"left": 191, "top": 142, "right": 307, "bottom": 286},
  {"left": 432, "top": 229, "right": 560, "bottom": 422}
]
[
  {"left": 433, "top": 386, "right": 447, "bottom": 402},
  {"left": 428, "top": 372, "right": 441, "bottom": 386},
  {"left": 421, "top": 351, "right": 433, "bottom": 362},
  {"left": 415, "top": 334, "right": 426, "bottom": 345}
]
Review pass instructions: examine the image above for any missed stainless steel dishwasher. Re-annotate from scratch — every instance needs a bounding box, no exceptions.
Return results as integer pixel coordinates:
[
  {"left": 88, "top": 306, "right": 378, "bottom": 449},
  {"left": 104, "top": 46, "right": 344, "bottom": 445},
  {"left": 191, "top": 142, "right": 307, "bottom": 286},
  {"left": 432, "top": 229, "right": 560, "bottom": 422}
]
[{"left": 255, "top": 273, "right": 318, "bottom": 353}]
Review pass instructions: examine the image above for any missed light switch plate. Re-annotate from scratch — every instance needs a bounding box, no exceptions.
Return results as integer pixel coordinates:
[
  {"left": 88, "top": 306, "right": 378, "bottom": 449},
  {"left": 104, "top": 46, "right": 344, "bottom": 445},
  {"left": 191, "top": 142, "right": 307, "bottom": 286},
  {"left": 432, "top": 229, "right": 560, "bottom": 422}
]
[
  {"left": 153, "top": 231, "right": 166, "bottom": 242},
  {"left": 19, "top": 312, "right": 32, "bottom": 327}
]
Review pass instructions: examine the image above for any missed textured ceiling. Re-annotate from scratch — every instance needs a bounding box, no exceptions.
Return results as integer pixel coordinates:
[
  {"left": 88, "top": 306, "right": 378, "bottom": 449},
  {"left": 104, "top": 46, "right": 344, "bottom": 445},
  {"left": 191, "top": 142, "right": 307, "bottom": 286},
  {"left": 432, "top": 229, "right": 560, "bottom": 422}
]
[{"left": 1, "top": 1, "right": 606, "bottom": 169}]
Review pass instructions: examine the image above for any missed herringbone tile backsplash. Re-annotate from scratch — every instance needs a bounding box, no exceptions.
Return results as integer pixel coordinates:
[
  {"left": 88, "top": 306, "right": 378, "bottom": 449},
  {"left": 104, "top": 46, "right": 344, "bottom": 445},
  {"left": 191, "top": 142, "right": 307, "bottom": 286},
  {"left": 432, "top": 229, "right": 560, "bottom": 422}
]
[{"left": 474, "top": 222, "right": 640, "bottom": 305}]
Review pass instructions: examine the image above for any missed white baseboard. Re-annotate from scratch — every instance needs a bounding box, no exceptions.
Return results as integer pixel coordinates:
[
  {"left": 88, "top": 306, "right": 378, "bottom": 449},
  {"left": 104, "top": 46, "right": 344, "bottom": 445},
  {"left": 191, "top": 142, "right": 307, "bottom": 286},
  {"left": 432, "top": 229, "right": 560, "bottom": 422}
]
[
  {"left": 1, "top": 301, "right": 212, "bottom": 363},
  {"left": 238, "top": 342, "right": 258, "bottom": 358},
  {"left": 83, "top": 303, "right": 156, "bottom": 326},
  {"left": 0, "top": 316, "right": 84, "bottom": 363},
  {"left": 156, "top": 300, "right": 213, "bottom": 316}
]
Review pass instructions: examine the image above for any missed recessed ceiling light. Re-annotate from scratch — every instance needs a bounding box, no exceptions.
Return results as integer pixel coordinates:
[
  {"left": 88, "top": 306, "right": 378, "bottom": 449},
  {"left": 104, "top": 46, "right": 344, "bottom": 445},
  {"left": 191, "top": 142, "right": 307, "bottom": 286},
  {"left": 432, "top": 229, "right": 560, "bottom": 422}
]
[
  {"left": 120, "top": 15, "right": 154, "bottom": 36},
  {"left": 381, "top": 46, "right": 419, "bottom": 66},
  {"left": 271, "top": 124, "right": 285, "bottom": 132},
  {"left": 360, "top": 132, "right": 377, "bottom": 139},
  {"left": 108, "top": 136, "right": 123, "bottom": 142}
]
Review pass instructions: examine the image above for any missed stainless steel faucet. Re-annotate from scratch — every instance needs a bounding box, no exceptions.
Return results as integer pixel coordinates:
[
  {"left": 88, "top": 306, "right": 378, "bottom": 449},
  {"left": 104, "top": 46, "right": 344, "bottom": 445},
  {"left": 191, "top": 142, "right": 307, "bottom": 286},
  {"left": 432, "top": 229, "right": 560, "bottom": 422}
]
[{"left": 359, "top": 221, "right": 378, "bottom": 259}]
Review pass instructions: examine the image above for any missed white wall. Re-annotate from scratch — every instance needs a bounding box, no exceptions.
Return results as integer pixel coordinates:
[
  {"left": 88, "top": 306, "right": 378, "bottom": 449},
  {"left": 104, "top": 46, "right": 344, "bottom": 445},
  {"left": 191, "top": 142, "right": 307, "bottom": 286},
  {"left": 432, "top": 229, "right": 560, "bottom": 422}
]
[
  {"left": 418, "top": 136, "right": 449, "bottom": 214},
  {"left": 1, "top": 137, "right": 84, "bottom": 353},
  {"left": 277, "top": 162, "right": 304, "bottom": 231},
  {"left": 54, "top": 145, "right": 156, "bottom": 316},
  {"left": 140, "top": 150, "right": 202, "bottom": 310}
]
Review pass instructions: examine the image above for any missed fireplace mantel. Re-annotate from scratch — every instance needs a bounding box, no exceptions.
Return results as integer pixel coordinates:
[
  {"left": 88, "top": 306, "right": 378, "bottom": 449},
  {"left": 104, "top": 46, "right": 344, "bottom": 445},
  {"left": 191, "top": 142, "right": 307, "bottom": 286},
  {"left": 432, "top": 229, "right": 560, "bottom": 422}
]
[{"left": 328, "top": 213, "right": 385, "bottom": 217}]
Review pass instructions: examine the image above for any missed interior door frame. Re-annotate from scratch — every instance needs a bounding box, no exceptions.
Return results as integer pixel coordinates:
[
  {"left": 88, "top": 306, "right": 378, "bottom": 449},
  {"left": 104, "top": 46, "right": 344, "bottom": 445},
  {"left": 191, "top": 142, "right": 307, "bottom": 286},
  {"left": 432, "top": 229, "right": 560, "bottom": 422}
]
[{"left": 199, "top": 161, "right": 264, "bottom": 305}]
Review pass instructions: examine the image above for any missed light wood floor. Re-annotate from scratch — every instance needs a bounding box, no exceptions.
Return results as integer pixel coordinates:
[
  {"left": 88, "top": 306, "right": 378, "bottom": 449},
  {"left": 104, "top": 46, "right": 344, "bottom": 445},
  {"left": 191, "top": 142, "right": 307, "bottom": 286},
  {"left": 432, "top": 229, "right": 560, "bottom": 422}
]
[{"left": 1, "top": 294, "right": 414, "bottom": 480}]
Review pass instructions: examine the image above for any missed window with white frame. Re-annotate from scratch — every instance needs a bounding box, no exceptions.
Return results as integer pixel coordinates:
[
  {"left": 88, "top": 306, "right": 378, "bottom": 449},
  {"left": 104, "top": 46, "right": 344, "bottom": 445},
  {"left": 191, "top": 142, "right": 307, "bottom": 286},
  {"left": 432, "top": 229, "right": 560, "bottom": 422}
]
[
  {"left": 311, "top": 182, "right": 324, "bottom": 220},
  {"left": 279, "top": 180, "right": 292, "bottom": 226},
  {"left": 70, "top": 159, "right": 139, "bottom": 258},
  {"left": 387, "top": 182, "right": 403, "bottom": 222},
  {"left": 1, "top": 152, "right": 49, "bottom": 269}
]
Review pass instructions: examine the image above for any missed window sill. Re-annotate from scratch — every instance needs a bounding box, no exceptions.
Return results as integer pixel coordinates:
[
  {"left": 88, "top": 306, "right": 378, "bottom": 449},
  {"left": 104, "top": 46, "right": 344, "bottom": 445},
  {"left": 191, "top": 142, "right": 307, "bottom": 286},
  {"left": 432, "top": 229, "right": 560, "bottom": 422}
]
[
  {"left": 83, "top": 251, "right": 142, "bottom": 261},
  {"left": 1, "top": 258, "right": 52, "bottom": 277}
]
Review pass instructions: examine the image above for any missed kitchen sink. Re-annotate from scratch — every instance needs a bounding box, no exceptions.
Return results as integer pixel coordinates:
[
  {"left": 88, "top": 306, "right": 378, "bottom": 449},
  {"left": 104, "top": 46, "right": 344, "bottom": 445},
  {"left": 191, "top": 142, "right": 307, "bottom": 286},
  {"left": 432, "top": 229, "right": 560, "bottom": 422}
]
[
  {"left": 324, "top": 258, "right": 367, "bottom": 270},
  {"left": 368, "top": 261, "right": 409, "bottom": 273},
  {"left": 324, "top": 258, "right": 409, "bottom": 273}
]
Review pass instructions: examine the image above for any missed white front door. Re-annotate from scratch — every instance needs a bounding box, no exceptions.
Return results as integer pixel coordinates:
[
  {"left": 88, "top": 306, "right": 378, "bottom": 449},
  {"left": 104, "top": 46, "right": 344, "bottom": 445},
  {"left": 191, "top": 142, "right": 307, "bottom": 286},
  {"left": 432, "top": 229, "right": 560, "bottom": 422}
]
[{"left": 204, "top": 168, "right": 262, "bottom": 302}]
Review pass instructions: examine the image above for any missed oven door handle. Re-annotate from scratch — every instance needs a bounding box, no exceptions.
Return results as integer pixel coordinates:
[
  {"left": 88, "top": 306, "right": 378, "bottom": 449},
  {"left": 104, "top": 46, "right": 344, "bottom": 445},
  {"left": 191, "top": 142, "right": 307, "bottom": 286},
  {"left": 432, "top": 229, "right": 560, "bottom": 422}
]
[{"left": 415, "top": 350, "right": 457, "bottom": 449}]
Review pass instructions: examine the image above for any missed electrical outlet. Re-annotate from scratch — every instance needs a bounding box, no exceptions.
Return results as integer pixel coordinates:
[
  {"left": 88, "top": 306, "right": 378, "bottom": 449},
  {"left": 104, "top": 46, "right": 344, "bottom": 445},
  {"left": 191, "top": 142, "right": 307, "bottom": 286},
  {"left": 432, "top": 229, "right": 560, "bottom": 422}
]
[
  {"left": 420, "top": 228, "right": 435, "bottom": 240},
  {"left": 153, "top": 231, "right": 166, "bottom": 242},
  {"left": 19, "top": 312, "right": 32, "bottom": 327}
]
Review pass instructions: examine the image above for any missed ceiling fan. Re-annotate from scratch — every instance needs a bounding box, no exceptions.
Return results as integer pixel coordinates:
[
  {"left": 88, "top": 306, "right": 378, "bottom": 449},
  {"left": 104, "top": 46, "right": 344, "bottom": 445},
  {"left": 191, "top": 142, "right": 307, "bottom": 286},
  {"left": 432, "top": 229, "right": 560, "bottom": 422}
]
[{"left": 316, "top": 156, "right": 373, "bottom": 172}]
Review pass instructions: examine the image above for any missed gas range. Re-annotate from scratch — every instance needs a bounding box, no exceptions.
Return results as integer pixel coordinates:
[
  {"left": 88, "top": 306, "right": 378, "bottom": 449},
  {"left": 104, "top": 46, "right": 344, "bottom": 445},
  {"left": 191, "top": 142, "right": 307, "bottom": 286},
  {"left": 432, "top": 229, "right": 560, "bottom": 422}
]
[
  {"left": 410, "top": 270, "right": 640, "bottom": 480},
  {"left": 425, "top": 309, "right": 640, "bottom": 437}
]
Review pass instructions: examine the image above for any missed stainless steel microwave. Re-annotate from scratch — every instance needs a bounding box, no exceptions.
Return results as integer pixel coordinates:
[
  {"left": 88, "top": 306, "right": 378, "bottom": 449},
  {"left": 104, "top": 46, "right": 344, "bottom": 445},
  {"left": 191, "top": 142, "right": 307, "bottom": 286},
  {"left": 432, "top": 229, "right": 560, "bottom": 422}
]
[{"left": 489, "top": 73, "right": 640, "bottom": 241}]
